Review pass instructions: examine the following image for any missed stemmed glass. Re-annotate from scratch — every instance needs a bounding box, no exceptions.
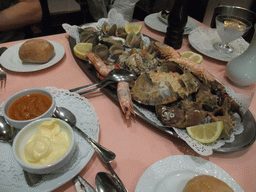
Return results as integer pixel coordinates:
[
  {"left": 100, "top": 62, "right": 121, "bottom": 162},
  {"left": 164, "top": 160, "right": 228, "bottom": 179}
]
[{"left": 213, "top": 14, "right": 252, "bottom": 53}]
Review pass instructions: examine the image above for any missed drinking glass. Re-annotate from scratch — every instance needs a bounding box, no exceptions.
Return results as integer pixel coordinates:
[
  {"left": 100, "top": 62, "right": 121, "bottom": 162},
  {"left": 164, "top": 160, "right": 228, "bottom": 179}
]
[{"left": 213, "top": 15, "right": 252, "bottom": 53}]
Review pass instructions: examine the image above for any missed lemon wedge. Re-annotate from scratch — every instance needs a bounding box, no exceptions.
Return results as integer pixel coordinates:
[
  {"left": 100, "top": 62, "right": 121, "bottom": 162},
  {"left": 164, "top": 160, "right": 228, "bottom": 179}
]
[
  {"left": 180, "top": 51, "right": 203, "bottom": 64},
  {"left": 224, "top": 20, "right": 244, "bottom": 31},
  {"left": 186, "top": 121, "right": 223, "bottom": 144},
  {"left": 73, "top": 43, "right": 93, "bottom": 60},
  {"left": 125, "top": 23, "right": 143, "bottom": 34}
]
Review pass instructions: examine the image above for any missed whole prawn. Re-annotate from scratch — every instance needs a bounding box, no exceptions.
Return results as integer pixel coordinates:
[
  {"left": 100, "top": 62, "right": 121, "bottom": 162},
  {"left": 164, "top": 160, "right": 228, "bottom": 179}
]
[
  {"left": 117, "top": 82, "right": 134, "bottom": 119},
  {"left": 86, "top": 51, "right": 134, "bottom": 119},
  {"left": 168, "top": 57, "right": 215, "bottom": 82},
  {"left": 87, "top": 51, "right": 111, "bottom": 77},
  {"left": 154, "top": 42, "right": 215, "bottom": 82},
  {"left": 153, "top": 41, "right": 180, "bottom": 59}
]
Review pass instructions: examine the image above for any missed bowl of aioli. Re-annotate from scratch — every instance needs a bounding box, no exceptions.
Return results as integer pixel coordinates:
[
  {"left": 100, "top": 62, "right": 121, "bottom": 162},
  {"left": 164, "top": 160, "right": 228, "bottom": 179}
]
[
  {"left": 12, "top": 118, "right": 76, "bottom": 174},
  {"left": 2, "top": 88, "right": 56, "bottom": 129}
]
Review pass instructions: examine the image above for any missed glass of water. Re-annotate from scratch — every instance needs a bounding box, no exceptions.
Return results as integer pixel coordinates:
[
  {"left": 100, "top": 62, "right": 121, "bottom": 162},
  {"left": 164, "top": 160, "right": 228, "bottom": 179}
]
[{"left": 213, "top": 15, "right": 252, "bottom": 53}]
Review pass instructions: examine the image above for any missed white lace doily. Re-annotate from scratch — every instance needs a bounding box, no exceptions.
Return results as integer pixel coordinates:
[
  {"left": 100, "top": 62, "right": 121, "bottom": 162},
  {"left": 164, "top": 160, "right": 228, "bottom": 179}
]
[
  {"left": 188, "top": 27, "right": 249, "bottom": 62},
  {"left": 97, "top": 8, "right": 129, "bottom": 28},
  {"left": 134, "top": 84, "right": 252, "bottom": 156},
  {"left": 0, "top": 87, "right": 99, "bottom": 192}
]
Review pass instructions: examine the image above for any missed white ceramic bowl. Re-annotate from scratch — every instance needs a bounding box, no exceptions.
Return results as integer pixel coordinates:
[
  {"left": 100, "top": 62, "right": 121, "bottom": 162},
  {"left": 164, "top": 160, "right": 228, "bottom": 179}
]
[
  {"left": 12, "top": 117, "right": 76, "bottom": 174},
  {"left": 2, "top": 88, "right": 56, "bottom": 129}
]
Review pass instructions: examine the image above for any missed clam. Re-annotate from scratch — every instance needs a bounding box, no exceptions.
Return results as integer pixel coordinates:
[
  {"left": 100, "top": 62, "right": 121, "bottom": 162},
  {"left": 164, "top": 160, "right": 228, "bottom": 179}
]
[
  {"left": 99, "top": 36, "right": 126, "bottom": 47},
  {"left": 126, "top": 32, "right": 142, "bottom": 48},
  {"left": 102, "top": 22, "right": 117, "bottom": 36},
  {"left": 92, "top": 44, "right": 110, "bottom": 60},
  {"left": 79, "top": 31, "right": 99, "bottom": 47},
  {"left": 109, "top": 44, "right": 125, "bottom": 60},
  {"left": 79, "top": 24, "right": 100, "bottom": 33},
  {"left": 115, "top": 27, "right": 127, "bottom": 38}
]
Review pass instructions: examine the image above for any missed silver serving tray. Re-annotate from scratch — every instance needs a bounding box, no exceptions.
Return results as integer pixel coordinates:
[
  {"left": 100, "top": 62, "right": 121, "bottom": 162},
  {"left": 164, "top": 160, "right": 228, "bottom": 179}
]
[{"left": 68, "top": 36, "right": 256, "bottom": 153}]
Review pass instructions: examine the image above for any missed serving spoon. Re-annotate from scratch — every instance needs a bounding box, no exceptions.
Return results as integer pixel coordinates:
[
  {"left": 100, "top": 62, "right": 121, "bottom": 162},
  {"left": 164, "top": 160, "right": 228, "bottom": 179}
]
[
  {"left": 95, "top": 172, "right": 124, "bottom": 192},
  {"left": 0, "top": 116, "right": 43, "bottom": 186},
  {"left": 69, "top": 68, "right": 136, "bottom": 95},
  {"left": 53, "top": 106, "right": 116, "bottom": 163}
]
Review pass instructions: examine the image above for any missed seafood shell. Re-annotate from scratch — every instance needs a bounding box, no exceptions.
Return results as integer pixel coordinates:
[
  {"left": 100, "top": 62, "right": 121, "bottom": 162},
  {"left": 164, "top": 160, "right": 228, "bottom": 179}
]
[
  {"left": 92, "top": 44, "right": 109, "bottom": 60},
  {"left": 126, "top": 32, "right": 142, "bottom": 48},
  {"left": 79, "top": 24, "right": 100, "bottom": 33},
  {"left": 102, "top": 22, "right": 117, "bottom": 36},
  {"left": 79, "top": 31, "right": 99, "bottom": 47},
  {"left": 99, "top": 36, "right": 126, "bottom": 47},
  {"left": 115, "top": 27, "right": 127, "bottom": 38},
  {"left": 109, "top": 44, "right": 125, "bottom": 60},
  {"left": 131, "top": 61, "right": 201, "bottom": 105}
]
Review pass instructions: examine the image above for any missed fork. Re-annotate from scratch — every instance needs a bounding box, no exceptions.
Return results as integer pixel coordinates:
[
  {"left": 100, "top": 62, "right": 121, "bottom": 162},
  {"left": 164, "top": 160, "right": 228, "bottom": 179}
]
[
  {"left": 74, "top": 174, "right": 96, "bottom": 192},
  {"left": 0, "top": 67, "right": 6, "bottom": 90}
]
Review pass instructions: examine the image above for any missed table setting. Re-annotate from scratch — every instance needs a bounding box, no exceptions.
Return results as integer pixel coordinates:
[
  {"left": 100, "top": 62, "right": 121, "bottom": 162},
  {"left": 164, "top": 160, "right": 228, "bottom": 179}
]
[
  {"left": 144, "top": 10, "right": 199, "bottom": 34},
  {"left": 0, "top": 6, "right": 255, "bottom": 192}
]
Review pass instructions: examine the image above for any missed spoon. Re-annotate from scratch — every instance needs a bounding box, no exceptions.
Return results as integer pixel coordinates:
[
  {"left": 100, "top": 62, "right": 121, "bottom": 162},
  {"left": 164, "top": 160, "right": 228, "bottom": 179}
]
[
  {"left": 95, "top": 172, "right": 121, "bottom": 192},
  {"left": 105, "top": 163, "right": 128, "bottom": 192},
  {"left": 53, "top": 106, "right": 116, "bottom": 163},
  {"left": 0, "top": 116, "right": 43, "bottom": 186},
  {"left": 69, "top": 68, "right": 137, "bottom": 95}
]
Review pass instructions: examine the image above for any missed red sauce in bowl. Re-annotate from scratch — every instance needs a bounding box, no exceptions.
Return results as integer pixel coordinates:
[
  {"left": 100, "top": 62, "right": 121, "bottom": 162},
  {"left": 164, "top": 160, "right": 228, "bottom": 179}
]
[{"left": 8, "top": 93, "right": 52, "bottom": 120}]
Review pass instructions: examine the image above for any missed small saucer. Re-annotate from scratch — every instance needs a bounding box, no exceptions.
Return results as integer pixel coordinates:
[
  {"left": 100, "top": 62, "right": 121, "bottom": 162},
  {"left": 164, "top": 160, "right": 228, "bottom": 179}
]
[{"left": 188, "top": 27, "right": 249, "bottom": 62}]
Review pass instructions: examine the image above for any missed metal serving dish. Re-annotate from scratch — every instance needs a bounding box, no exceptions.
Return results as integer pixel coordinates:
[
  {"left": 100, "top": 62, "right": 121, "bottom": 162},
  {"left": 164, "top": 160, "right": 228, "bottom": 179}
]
[{"left": 68, "top": 36, "right": 256, "bottom": 153}]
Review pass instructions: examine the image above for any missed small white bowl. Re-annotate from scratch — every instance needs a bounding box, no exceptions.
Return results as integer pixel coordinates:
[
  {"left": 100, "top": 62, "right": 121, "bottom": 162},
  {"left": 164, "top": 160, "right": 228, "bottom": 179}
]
[
  {"left": 2, "top": 88, "right": 56, "bottom": 129},
  {"left": 12, "top": 117, "right": 76, "bottom": 174}
]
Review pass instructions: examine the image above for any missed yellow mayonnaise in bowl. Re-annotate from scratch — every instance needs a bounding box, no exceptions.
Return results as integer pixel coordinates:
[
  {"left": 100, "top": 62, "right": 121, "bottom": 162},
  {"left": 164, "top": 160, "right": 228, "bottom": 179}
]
[{"left": 12, "top": 117, "right": 76, "bottom": 174}]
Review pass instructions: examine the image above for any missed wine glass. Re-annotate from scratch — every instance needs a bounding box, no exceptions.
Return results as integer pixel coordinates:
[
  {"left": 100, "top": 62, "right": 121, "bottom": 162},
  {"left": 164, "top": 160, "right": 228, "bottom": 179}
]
[{"left": 213, "top": 15, "right": 252, "bottom": 53}]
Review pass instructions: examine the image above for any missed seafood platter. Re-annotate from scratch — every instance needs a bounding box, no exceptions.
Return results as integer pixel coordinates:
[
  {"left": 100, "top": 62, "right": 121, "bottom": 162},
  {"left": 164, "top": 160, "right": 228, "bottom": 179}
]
[{"left": 65, "top": 18, "right": 256, "bottom": 155}]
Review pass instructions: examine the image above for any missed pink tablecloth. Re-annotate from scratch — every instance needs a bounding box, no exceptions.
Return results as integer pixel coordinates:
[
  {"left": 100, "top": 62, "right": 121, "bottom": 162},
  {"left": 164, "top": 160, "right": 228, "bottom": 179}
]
[{"left": 0, "top": 21, "right": 255, "bottom": 192}]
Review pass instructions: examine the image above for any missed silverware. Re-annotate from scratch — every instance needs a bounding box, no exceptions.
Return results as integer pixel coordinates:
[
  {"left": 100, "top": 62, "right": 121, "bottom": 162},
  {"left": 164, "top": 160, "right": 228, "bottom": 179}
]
[
  {"left": 74, "top": 175, "right": 96, "bottom": 192},
  {"left": 95, "top": 172, "right": 121, "bottom": 192},
  {"left": 69, "top": 68, "right": 136, "bottom": 95},
  {"left": 0, "top": 67, "right": 6, "bottom": 90},
  {"left": 106, "top": 163, "right": 128, "bottom": 192},
  {"left": 0, "top": 47, "right": 7, "bottom": 90},
  {"left": 53, "top": 107, "right": 116, "bottom": 163}
]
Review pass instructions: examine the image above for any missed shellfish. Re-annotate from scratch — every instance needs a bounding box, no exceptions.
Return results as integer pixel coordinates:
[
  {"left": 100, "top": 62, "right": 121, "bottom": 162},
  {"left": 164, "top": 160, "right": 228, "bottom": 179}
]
[
  {"left": 102, "top": 22, "right": 117, "bottom": 36},
  {"left": 79, "top": 31, "right": 99, "bottom": 47},
  {"left": 118, "top": 48, "right": 158, "bottom": 76},
  {"left": 92, "top": 44, "right": 110, "bottom": 60},
  {"left": 126, "top": 32, "right": 143, "bottom": 48},
  {"left": 131, "top": 61, "right": 201, "bottom": 105},
  {"left": 99, "top": 36, "right": 126, "bottom": 47},
  {"left": 109, "top": 44, "right": 125, "bottom": 61},
  {"left": 115, "top": 27, "right": 127, "bottom": 38}
]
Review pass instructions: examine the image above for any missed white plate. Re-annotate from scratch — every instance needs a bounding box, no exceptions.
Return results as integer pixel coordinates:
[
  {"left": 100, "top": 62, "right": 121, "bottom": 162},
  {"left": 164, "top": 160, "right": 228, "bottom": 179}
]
[
  {"left": 188, "top": 27, "right": 249, "bottom": 62},
  {"left": 135, "top": 155, "right": 243, "bottom": 192},
  {"left": 0, "top": 87, "right": 99, "bottom": 192},
  {"left": 0, "top": 41, "right": 65, "bottom": 72},
  {"left": 144, "top": 12, "right": 199, "bottom": 35}
]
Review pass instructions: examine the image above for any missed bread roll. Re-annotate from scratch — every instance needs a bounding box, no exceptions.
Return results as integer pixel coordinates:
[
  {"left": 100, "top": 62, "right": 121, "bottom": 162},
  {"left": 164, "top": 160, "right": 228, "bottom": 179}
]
[
  {"left": 183, "top": 175, "right": 234, "bottom": 192},
  {"left": 19, "top": 39, "right": 54, "bottom": 63}
]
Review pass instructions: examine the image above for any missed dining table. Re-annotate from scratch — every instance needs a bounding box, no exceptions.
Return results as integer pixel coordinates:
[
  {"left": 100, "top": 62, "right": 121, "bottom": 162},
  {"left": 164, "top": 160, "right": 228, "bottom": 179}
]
[{"left": 0, "top": 18, "right": 255, "bottom": 192}]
